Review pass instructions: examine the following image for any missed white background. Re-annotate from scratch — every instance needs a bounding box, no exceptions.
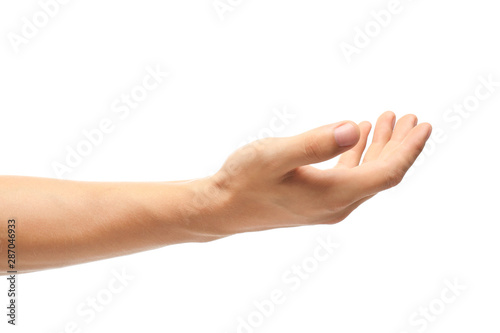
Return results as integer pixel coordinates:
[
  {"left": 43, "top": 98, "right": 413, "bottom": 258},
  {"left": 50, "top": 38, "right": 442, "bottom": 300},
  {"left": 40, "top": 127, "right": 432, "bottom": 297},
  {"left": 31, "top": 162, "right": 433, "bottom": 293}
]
[{"left": 1, "top": 0, "right": 499, "bottom": 332}]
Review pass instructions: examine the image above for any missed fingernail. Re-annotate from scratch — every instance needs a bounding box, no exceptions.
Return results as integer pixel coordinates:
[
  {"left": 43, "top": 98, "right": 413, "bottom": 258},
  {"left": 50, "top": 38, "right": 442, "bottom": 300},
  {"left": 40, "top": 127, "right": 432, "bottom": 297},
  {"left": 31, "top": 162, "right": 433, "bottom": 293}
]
[{"left": 334, "top": 123, "right": 358, "bottom": 147}]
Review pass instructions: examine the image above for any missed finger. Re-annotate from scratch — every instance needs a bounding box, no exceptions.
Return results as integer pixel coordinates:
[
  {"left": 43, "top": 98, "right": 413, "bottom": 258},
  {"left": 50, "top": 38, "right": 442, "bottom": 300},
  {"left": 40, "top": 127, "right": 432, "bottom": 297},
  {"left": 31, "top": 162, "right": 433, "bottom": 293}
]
[
  {"left": 336, "top": 121, "right": 372, "bottom": 169},
  {"left": 386, "top": 122, "right": 432, "bottom": 169},
  {"left": 362, "top": 111, "right": 396, "bottom": 163},
  {"left": 378, "top": 114, "right": 418, "bottom": 159},
  {"left": 390, "top": 114, "right": 418, "bottom": 143},
  {"left": 338, "top": 123, "right": 432, "bottom": 200},
  {"left": 273, "top": 121, "right": 360, "bottom": 173}
]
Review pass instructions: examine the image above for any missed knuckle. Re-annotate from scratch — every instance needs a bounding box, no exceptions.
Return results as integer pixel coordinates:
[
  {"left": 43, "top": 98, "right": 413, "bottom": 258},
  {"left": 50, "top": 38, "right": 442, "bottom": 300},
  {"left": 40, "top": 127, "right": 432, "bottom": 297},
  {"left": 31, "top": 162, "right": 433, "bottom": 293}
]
[
  {"left": 254, "top": 137, "right": 274, "bottom": 152},
  {"left": 243, "top": 137, "right": 278, "bottom": 170}
]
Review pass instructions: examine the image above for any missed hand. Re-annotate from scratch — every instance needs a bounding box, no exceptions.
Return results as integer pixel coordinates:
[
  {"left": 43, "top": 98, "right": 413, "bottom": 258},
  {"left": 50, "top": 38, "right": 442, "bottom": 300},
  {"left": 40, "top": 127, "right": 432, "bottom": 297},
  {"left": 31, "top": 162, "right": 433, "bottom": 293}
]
[{"left": 197, "top": 111, "right": 432, "bottom": 236}]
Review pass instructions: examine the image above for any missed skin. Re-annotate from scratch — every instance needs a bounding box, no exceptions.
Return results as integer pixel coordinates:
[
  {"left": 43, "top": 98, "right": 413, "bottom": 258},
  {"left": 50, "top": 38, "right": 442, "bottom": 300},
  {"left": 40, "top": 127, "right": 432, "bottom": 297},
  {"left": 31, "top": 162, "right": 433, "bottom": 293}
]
[{"left": 0, "top": 112, "right": 431, "bottom": 275}]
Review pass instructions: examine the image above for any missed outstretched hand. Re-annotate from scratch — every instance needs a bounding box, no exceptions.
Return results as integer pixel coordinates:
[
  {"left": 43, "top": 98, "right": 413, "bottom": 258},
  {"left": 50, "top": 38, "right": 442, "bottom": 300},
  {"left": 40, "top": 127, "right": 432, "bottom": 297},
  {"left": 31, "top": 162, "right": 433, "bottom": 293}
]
[
  {"left": 0, "top": 111, "right": 431, "bottom": 273},
  {"left": 204, "top": 111, "right": 432, "bottom": 235}
]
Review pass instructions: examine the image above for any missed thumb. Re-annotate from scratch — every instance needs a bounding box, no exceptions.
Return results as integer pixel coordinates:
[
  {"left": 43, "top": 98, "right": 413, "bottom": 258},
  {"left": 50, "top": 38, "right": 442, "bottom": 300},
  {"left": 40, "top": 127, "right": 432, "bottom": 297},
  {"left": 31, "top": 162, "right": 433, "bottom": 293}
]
[{"left": 276, "top": 121, "right": 360, "bottom": 172}]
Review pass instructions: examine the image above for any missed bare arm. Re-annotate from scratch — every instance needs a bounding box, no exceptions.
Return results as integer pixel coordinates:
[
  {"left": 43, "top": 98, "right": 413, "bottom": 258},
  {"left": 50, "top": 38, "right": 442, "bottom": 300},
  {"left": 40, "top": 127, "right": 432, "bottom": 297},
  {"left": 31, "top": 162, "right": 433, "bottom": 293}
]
[
  {"left": 0, "top": 112, "right": 431, "bottom": 274},
  {"left": 0, "top": 176, "right": 222, "bottom": 274}
]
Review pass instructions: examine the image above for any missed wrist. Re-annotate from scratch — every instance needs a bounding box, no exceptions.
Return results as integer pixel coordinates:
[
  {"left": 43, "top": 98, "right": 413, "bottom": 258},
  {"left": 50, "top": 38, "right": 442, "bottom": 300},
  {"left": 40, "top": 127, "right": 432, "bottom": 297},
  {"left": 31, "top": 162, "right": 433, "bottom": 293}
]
[{"left": 174, "top": 175, "right": 234, "bottom": 242}]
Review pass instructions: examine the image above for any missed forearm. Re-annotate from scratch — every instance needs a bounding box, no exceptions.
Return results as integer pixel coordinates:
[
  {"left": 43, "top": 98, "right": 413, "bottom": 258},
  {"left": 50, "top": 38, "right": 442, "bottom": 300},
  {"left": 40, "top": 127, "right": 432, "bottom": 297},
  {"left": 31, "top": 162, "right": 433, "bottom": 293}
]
[{"left": 0, "top": 176, "right": 226, "bottom": 274}]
